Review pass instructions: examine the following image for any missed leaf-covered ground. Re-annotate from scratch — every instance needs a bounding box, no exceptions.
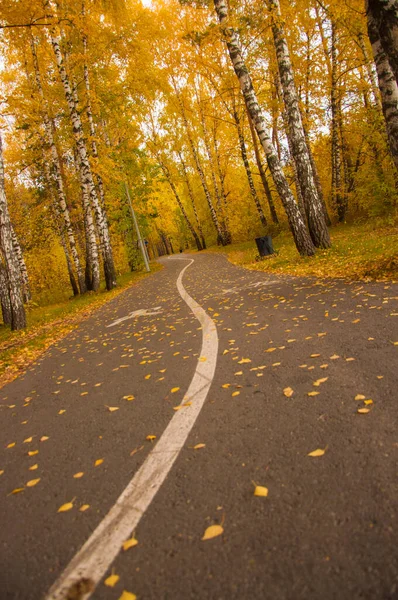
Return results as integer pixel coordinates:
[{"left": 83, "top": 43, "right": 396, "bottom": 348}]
[
  {"left": 210, "top": 223, "right": 398, "bottom": 281},
  {"left": 0, "top": 266, "right": 162, "bottom": 388}
]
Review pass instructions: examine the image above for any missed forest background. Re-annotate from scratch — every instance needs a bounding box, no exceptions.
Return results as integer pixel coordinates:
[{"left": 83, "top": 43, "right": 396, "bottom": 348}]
[{"left": 0, "top": 0, "right": 397, "bottom": 365}]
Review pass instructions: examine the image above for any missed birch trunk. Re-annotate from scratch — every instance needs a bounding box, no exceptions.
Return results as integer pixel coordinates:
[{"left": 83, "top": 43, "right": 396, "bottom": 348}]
[
  {"left": 268, "top": 0, "right": 330, "bottom": 248},
  {"left": 303, "top": 126, "right": 332, "bottom": 226},
  {"left": 213, "top": 0, "right": 315, "bottom": 256},
  {"left": 49, "top": 30, "right": 116, "bottom": 290},
  {"left": 331, "top": 22, "right": 345, "bottom": 221},
  {"left": 178, "top": 152, "right": 207, "bottom": 249},
  {"left": 0, "top": 133, "right": 26, "bottom": 330},
  {"left": 159, "top": 159, "right": 203, "bottom": 251},
  {"left": 212, "top": 123, "right": 232, "bottom": 244},
  {"left": 367, "top": 0, "right": 398, "bottom": 86},
  {"left": 234, "top": 110, "right": 267, "bottom": 227},
  {"left": 42, "top": 155, "right": 79, "bottom": 296},
  {"left": 246, "top": 110, "right": 279, "bottom": 224},
  {"left": 367, "top": 6, "right": 398, "bottom": 173},
  {"left": 358, "top": 31, "right": 383, "bottom": 109},
  {"left": 196, "top": 93, "right": 232, "bottom": 243},
  {"left": 0, "top": 262, "right": 12, "bottom": 326},
  {"left": 30, "top": 36, "right": 86, "bottom": 294},
  {"left": 10, "top": 226, "right": 31, "bottom": 302},
  {"left": 174, "top": 85, "right": 228, "bottom": 245}
]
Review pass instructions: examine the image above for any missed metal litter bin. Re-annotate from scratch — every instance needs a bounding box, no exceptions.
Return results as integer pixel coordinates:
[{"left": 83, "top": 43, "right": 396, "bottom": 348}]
[{"left": 255, "top": 236, "right": 274, "bottom": 257}]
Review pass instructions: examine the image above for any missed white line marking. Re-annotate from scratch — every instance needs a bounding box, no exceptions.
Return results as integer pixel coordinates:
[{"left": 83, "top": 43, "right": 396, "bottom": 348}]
[
  {"left": 45, "top": 258, "right": 218, "bottom": 600},
  {"left": 106, "top": 306, "right": 163, "bottom": 328}
]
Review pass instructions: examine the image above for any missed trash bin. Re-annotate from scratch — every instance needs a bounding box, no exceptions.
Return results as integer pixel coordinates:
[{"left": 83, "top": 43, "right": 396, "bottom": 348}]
[{"left": 255, "top": 236, "right": 274, "bottom": 257}]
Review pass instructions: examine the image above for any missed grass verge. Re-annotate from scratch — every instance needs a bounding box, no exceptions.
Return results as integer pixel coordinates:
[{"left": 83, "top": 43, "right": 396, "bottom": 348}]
[
  {"left": 209, "top": 223, "right": 398, "bottom": 281},
  {"left": 0, "top": 264, "right": 162, "bottom": 389}
]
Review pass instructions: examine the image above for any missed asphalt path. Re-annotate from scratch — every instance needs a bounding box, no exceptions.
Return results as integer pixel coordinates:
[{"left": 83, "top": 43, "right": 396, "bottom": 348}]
[{"left": 1, "top": 253, "right": 397, "bottom": 600}]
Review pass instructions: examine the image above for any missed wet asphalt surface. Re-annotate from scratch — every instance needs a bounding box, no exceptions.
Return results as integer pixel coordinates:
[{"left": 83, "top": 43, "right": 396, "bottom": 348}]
[{"left": 0, "top": 252, "right": 397, "bottom": 600}]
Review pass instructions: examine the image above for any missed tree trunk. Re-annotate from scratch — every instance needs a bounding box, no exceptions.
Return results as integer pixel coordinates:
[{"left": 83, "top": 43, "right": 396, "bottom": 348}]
[
  {"left": 367, "top": 6, "right": 398, "bottom": 173},
  {"left": 0, "top": 133, "right": 26, "bottom": 330},
  {"left": 30, "top": 36, "right": 86, "bottom": 294},
  {"left": 367, "top": 0, "right": 398, "bottom": 87},
  {"left": 234, "top": 110, "right": 268, "bottom": 228},
  {"left": 178, "top": 152, "right": 207, "bottom": 249},
  {"left": 268, "top": 0, "right": 331, "bottom": 248},
  {"left": 49, "top": 29, "right": 116, "bottom": 290},
  {"left": 159, "top": 160, "right": 203, "bottom": 251},
  {"left": 303, "top": 126, "right": 332, "bottom": 226},
  {"left": 331, "top": 22, "right": 346, "bottom": 221},
  {"left": 211, "top": 122, "right": 232, "bottom": 244},
  {"left": 246, "top": 110, "right": 279, "bottom": 224},
  {"left": 213, "top": 0, "right": 315, "bottom": 256},
  {"left": 173, "top": 84, "right": 228, "bottom": 245},
  {"left": 0, "top": 262, "right": 12, "bottom": 326},
  {"left": 357, "top": 31, "right": 383, "bottom": 109},
  {"left": 10, "top": 225, "right": 31, "bottom": 302},
  {"left": 42, "top": 155, "right": 80, "bottom": 296}
]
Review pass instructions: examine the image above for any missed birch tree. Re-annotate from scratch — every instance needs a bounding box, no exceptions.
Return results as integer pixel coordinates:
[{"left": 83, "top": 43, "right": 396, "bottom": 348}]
[
  {"left": 213, "top": 0, "right": 315, "bottom": 256},
  {"left": 267, "top": 0, "right": 331, "bottom": 246},
  {"left": 30, "top": 35, "right": 86, "bottom": 294},
  {"left": 0, "top": 133, "right": 26, "bottom": 330},
  {"left": 367, "top": 0, "right": 398, "bottom": 86},
  {"left": 367, "top": 6, "right": 398, "bottom": 173},
  {"left": 49, "top": 26, "right": 116, "bottom": 290}
]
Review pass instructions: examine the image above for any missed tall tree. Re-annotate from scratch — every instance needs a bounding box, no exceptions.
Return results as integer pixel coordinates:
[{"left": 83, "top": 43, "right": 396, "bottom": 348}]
[
  {"left": 49, "top": 25, "right": 116, "bottom": 290},
  {"left": 213, "top": 0, "right": 315, "bottom": 256},
  {"left": 367, "top": 0, "right": 398, "bottom": 86},
  {"left": 0, "top": 132, "right": 26, "bottom": 330},
  {"left": 267, "top": 0, "right": 331, "bottom": 246}
]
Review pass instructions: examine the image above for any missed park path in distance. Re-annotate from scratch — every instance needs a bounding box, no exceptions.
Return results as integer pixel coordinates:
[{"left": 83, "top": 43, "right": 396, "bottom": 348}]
[{"left": 0, "top": 253, "right": 397, "bottom": 600}]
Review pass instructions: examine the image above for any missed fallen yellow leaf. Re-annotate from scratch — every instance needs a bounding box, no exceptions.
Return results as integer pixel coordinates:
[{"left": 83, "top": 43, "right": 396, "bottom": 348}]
[
  {"left": 104, "top": 574, "right": 120, "bottom": 588},
  {"left": 202, "top": 524, "right": 224, "bottom": 541},
  {"left": 313, "top": 377, "right": 328, "bottom": 387},
  {"left": 254, "top": 485, "right": 269, "bottom": 497},
  {"left": 29, "top": 464, "right": 38, "bottom": 471},
  {"left": 171, "top": 387, "right": 180, "bottom": 393},
  {"left": 238, "top": 358, "right": 251, "bottom": 364},
  {"left": 58, "top": 502, "right": 74, "bottom": 513},
  {"left": 73, "top": 472, "right": 84, "bottom": 479},
  {"left": 357, "top": 408, "right": 370, "bottom": 414},
  {"left": 364, "top": 399, "right": 373, "bottom": 405},
  {"left": 80, "top": 504, "right": 90, "bottom": 512},
  {"left": 355, "top": 394, "right": 366, "bottom": 400},
  {"left": 307, "top": 391, "right": 320, "bottom": 397},
  {"left": 40, "top": 436, "right": 49, "bottom": 442},
  {"left": 23, "top": 437, "right": 33, "bottom": 443},
  {"left": 107, "top": 406, "right": 119, "bottom": 412},
  {"left": 118, "top": 592, "right": 137, "bottom": 600},
  {"left": 26, "top": 478, "right": 40, "bottom": 487},
  {"left": 122, "top": 536, "right": 138, "bottom": 551},
  {"left": 232, "top": 391, "right": 240, "bottom": 397},
  {"left": 94, "top": 459, "right": 104, "bottom": 467},
  {"left": 283, "top": 387, "right": 294, "bottom": 398},
  {"left": 146, "top": 435, "right": 156, "bottom": 441},
  {"left": 28, "top": 450, "right": 38, "bottom": 456},
  {"left": 193, "top": 443, "right": 206, "bottom": 450},
  {"left": 6, "top": 442, "right": 16, "bottom": 449},
  {"left": 308, "top": 448, "right": 326, "bottom": 457}
]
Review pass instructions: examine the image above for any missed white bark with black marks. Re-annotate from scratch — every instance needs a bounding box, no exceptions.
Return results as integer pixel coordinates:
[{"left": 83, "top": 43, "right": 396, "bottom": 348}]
[
  {"left": 213, "top": 0, "right": 315, "bottom": 256},
  {"left": 30, "top": 36, "right": 86, "bottom": 294},
  {"left": 367, "top": 4, "right": 398, "bottom": 173},
  {"left": 49, "top": 30, "right": 116, "bottom": 290},
  {"left": 268, "top": 0, "right": 331, "bottom": 247},
  {"left": 0, "top": 133, "right": 26, "bottom": 330}
]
